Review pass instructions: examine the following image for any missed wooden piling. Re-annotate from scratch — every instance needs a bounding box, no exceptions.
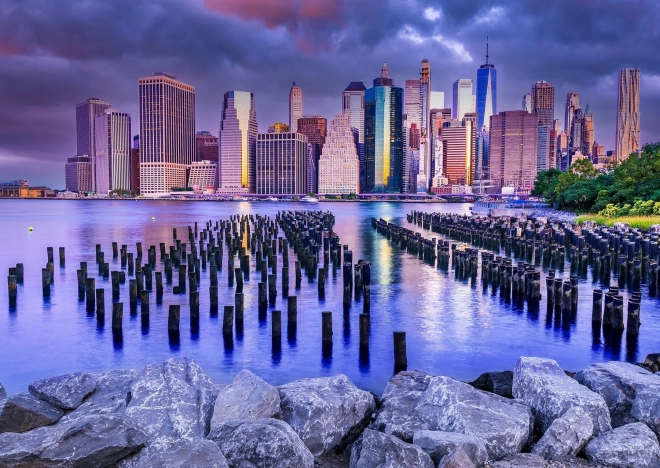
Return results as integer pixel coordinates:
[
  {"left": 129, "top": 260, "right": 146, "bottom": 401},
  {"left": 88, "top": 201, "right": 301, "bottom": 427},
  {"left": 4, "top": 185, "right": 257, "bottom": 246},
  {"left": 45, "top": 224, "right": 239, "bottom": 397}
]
[
  {"left": 359, "top": 313, "right": 370, "bottom": 346},
  {"left": 592, "top": 289, "right": 603, "bottom": 323},
  {"left": 112, "top": 303, "right": 123, "bottom": 331},
  {"left": 8, "top": 275, "right": 17, "bottom": 305},
  {"left": 393, "top": 331, "right": 407, "bottom": 370},
  {"left": 223, "top": 306, "right": 234, "bottom": 336},
  {"left": 235, "top": 293, "right": 244, "bottom": 323},
  {"left": 168, "top": 305, "right": 180, "bottom": 333},
  {"left": 258, "top": 282, "right": 267, "bottom": 309},
  {"left": 322, "top": 311, "right": 333, "bottom": 345},
  {"left": 140, "top": 290, "right": 149, "bottom": 317},
  {"left": 272, "top": 310, "right": 282, "bottom": 339},
  {"left": 612, "top": 295, "right": 624, "bottom": 330},
  {"left": 287, "top": 296, "right": 297, "bottom": 330},
  {"left": 626, "top": 299, "right": 640, "bottom": 335},
  {"left": 85, "top": 278, "right": 95, "bottom": 308},
  {"left": 96, "top": 289, "right": 105, "bottom": 315}
]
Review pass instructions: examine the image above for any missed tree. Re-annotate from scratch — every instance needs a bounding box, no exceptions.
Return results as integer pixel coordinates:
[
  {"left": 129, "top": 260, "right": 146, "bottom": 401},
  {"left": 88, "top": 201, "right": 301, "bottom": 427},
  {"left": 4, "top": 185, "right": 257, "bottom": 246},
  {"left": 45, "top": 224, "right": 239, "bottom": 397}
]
[{"left": 532, "top": 168, "right": 561, "bottom": 202}]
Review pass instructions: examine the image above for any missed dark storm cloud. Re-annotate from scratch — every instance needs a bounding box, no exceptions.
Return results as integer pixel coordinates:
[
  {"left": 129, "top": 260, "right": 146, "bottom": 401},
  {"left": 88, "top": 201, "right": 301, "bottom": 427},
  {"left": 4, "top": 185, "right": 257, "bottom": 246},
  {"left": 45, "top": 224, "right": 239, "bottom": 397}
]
[{"left": 0, "top": 0, "right": 658, "bottom": 187}]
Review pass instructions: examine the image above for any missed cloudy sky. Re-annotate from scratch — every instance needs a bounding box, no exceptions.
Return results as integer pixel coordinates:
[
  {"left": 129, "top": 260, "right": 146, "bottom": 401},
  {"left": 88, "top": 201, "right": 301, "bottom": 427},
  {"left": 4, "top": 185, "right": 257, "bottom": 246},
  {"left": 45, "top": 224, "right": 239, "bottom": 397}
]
[{"left": 1, "top": 0, "right": 658, "bottom": 188}]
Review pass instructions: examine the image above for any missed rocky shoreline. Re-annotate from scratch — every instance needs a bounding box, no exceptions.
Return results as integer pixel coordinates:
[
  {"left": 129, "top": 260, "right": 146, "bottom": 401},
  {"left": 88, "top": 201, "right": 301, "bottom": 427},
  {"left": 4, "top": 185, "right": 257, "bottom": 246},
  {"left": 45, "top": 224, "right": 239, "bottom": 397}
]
[{"left": 1, "top": 356, "right": 659, "bottom": 467}]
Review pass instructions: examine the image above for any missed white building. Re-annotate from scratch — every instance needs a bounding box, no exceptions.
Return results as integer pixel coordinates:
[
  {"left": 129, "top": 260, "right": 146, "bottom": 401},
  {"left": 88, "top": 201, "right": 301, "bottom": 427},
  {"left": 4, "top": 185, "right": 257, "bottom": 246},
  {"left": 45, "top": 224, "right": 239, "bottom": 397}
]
[
  {"left": 219, "top": 90, "right": 257, "bottom": 192},
  {"left": 289, "top": 82, "right": 303, "bottom": 133},
  {"left": 94, "top": 109, "right": 131, "bottom": 194},
  {"left": 256, "top": 132, "right": 308, "bottom": 194},
  {"left": 453, "top": 79, "right": 474, "bottom": 120},
  {"left": 318, "top": 114, "right": 359, "bottom": 194},
  {"left": 188, "top": 160, "right": 217, "bottom": 191}
]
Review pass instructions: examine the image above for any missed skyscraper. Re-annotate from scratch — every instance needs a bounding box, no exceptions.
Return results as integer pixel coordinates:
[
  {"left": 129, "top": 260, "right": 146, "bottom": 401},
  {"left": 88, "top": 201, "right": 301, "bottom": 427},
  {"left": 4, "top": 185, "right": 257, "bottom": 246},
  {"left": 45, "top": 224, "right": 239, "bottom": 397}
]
[
  {"left": 342, "top": 81, "right": 366, "bottom": 190},
  {"left": 318, "top": 113, "right": 360, "bottom": 194},
  {"left": 418, "top": 59, "right": 432, "bottom": 192},
  {"left": 531, "top": 81, "right": 555, "bottom": 127},
  {"left": 404, "top": 79, "right": 421, "bottom": 143},
  {"left": 138, "top": 72, "right": 195, "bottom": 194},
  {"left": 75, "top": 97, "right": 111, "bottom": 191},
  {"left": 582, "top": 105, "right": 594, "bottom": 158},
  {"left": 476, "top": 39, "right": 497, "bottom": 131},
  {"left": 439, "top": 118, "right": 476, "bottom": 186},
  {"left": 256, "top": 132, "right": 308, "bottom": 194},
  {"left": 564, "top": 93, "right": 580, "bottom": 137},
  {"left": 297, "top": 115, "right": 327, "bottom": 193},
  {"left": 453, "top": 79, "right": 474, "bottom": 120},
  {"left": 364, "top": 63, "right": 403, "bottom": 193},
  {"left": 615, "top": 68, "right": 641, "bottom": 161},
  {"left": 195, "top": 131, "right": 219, "bottom": 162},
  {"left": 219, "top": 90, "right": 257, "bottom": 193},
  {"left": 489, "top": 111, "right": 539, "bottom": 193},
  {"left": 289, "top": 82, "right": 303, "bottom": 133},
  {"left": 522, "top": 93, "right": 532, "bottom": 113},
  {"left": 94, "top": 109, "right": 132, "bottom": 194},
  {"left": 430, "top": 108, "right": 452, "bottom": 184},
  {"left": 65, "top": 156, "right": 93, "bottom": 193}
]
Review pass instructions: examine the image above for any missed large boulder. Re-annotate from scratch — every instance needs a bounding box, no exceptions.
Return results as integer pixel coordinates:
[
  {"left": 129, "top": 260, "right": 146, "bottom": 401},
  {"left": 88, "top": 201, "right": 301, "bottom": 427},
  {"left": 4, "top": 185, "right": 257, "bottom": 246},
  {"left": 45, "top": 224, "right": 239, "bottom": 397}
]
[
  {"left": 124, "top": 358, "right": 217, "bottom": 452},
  {"left": 512, "top": 357, "right": 611, "bottom": 435},
  {"left": 278, "top": 374, "right": 375, "bottom": 456},
  {"left": 531, "top": 406, "right": 593, "bottom": 460},
  {"left": 208, "top": 418, "right": 314, "bottom": 468},
  {"left": 210, "top": 369, "right": 280, "bottom": 428},
  {"left": 575, "top": 361, "right": 660, "bottom": 433},
  {"left": 59, "top": 369, "right": 137, "bottom": 423},
  {"left": 140, "top": 440, "right": 229, "bottom": 467},
  {"left": 28, "top": 372, "right": 97, "bottom": 410},
  {"left": 470, "top": 370, "right": 513, "bottom": 398},
  {"left": 490, "top": 453, "right": 549, "bottom": 467},
  {"left": 439, "top": 447, "right": 476, "bottom": 468},
  {"left": 585, "top": 422, "right": 660, "bottom": 468},
  {"left": 0, "top": 392, "right": 63, "bottom": 433},
  {"left": 412, "top": 430, "right": 488, "bottom": 466},
  {"left": 349, "top": 428, "right": 434, "bottom": 468},
  {"left": 373, "top": 373, "right": 532, "bottom": 460},
  {"left": 0, "top": 414, "right": 146, "bottom": 467}
]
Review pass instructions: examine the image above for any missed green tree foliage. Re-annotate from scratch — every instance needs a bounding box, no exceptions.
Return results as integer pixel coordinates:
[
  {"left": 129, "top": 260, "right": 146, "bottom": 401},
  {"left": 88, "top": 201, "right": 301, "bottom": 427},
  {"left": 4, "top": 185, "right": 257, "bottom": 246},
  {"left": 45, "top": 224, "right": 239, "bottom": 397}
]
[{"left": 531, "top": 143, "right": 660, "bottom": 214}]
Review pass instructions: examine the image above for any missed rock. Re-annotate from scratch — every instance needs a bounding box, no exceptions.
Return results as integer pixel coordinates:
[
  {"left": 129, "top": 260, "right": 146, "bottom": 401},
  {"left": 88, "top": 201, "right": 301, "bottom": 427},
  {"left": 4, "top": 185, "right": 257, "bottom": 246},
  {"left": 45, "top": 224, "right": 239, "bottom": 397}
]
[
  {"left": 0, "top": 414, "right": 146, "bottom": 467},
  {"left": 349, "top": 428, "right": 434, "bottom": 468},
  {"left": 125, "top": 358, "right": 216, "bottom": 452},
  {"left": 470, "top": 370, "right": 513, "bottom": 398},
  {"left": 531, "top": 406, "right": 593, "bottom": 460},
  {"left": 210, "top": 369, "right": 280, "bottom": 428},
  {"left": 575, "top": 361, "right": 660, "bottom": 433},
  {"left": 0, "top": 383, "right": 6, "bottom": 408},
  {"left": 512, "top": 357, "right": 611, "bottom": 435},
  {"left": 490, "top": 453, "right": 549, "bottom": 467},
  {"left": 547, "top": 456, "right": 607, "bottom": 467},
  {"left": 278, "top": 374, "right": 375, "bottom": 456},
  {"left": 59, "top": 369, "right": 137, "bottom": 423},
  {"left": 439, "top": 448, "right": 476, "bottom": 468},
  {"left": 0, "top": 392, "right": 64, "bottom": 433},
  {"left": 373, "top": 374, "right": 532, "bottom": 460},
  {"left": 412, "top": 430, "right": 488, "bottom": 466},
  {"left": 639, "top": 353, "right": 660, "bottom": 373},
  {"left": 585, "top": 422, "right": 660, "bottom": 468},
  {"left": 28, "top": 372, "right": 97, "bottom": 410},
  {"left": 208, "top": 418, "right": 314, "bottom": 468},
  {"left": 140, "top": 440, "right": 229, "bottom": 467}
]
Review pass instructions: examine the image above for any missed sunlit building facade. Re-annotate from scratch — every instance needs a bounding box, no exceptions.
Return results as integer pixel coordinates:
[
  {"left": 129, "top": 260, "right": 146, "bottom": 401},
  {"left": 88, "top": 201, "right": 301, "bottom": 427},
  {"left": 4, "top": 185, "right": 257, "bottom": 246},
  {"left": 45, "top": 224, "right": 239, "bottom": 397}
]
[
  {"left": 615, "top": 68, "right": 641, "bottom": 161},
  {"left": 256, "top": 132, "right": 308, "bottom": 194},
  {"left": 342, "top": 81, "right": 366, "bottom": 190},
  {"left": 94, "top": 109, "right": 132, "bottom": 194},
  {"left": 75, "top": 97, "right": 111, "bottom": 192},
  {"left": 289, "top": 83, "right": 303, "bottom": 133},
  {"left": 318, "top": 114, "right": 360, "bottom": 194},
  {"left": 219, "top": 91, "right": 257, "bottom": 193},
  {"left": 476, "top": 41, "right": 497, "bottom": 131},
  {"left": 452, "top": 79, "right": 474, "bottom": 120}
]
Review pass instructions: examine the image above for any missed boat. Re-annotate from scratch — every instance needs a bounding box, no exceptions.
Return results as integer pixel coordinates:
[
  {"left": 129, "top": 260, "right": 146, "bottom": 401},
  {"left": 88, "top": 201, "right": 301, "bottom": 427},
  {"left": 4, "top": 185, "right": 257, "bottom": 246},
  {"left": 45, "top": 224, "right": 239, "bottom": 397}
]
[
  {"left": 266, "top": 197, "right": 279, "bottom": 202},
  {"left": 300, "top": 195, "right": 319, "bottom": 203}
]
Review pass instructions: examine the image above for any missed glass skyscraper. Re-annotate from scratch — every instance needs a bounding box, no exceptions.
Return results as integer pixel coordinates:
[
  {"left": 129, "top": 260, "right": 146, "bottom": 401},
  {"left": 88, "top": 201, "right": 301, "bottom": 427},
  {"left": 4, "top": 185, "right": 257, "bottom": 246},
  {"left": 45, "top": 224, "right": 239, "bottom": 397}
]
[
  {"left": 219, "top": 90, "right": 257, "bottom": 192},
  {"left": 476, "top": 42, "right": 497, "bottom": 131},
  {"left": 364, "top": 63, "right": 403, "bottom": 193}
]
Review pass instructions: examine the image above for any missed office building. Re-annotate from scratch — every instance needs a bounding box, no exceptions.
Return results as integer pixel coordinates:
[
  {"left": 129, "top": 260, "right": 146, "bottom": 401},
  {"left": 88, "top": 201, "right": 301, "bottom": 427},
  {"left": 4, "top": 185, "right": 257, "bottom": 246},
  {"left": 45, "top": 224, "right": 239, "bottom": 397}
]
[
  {"left": 75, "top": 97, "right": 111, "bottom": 191},
  {"left": 364, "top": 63, "right": 403, "bottom": 193},
  {"left": 430, "top": 108, "right": 452, "bottom": 182},
  {"left": 138, "top": 72, "right": 195, "bottom": 194},
  {"left": 195, "top": 131, "right": 219, "bottom": 162},
  {"left": 94, "top": 109, "right": 132, "bottom": 194},
  {"left": 298, "top": 115, "right": 327, "bottom": 193},
  {"left": 188, "top": 160, "right": 217, "bottom": 191},
  {"left": 522, "top": 93, "right": 532, "bottom": 113},
  {"left": 531, "top": 81, "right": 555, "bottom": 127},
  {"left": 318, "top": 113, "right": 360, "bottom": 194},
  {"left": 489, "top": 111, "right": 539, "bottom": 193},
  {"left": 219, "top": 91, "right": 257, "bottom": 193},
  {"left": 65, "top": 156, "right": 93, "bottom": 193},
  {"left": 537, "top": 125, "right": 551, "bottom": 172},
  {"left": 289, "top": 82, "right": 303, "bottom": 133},
  {"left": 476, "top": 39, "right": 497, "bottom": 131},
  {"left": 342, "top": 81, "right": 366, "bottom": 190},
  {"left": 453, "top": 79, "right": 474, "bottom": 120},
  {"left": 615, "top": 68, "right": 641, "bottom": 161},
  {"left": 256, "top": 132, "right": 308, "bottom": 194},
  {"left": 418, "top": 59, "right": 432, "bottom": 192},
  {"left": 437, "top": 118, "right": 476, "bottom": 186},
  {"left": 582, "top": 105, "right": 594, "bottom": 158},
  {"left": 570, "top": 108, "right": 584, "bottom": 151},
  {"left": 130, "top": 148, "right": 139, "bottom": 192},
  {"left": 268, "top": 123, "right": 289, "bottom": 133},
  {"left": 430, "top": 91, "right": 444, "bottom": 110},
  {"left": 592, "top": 142, "right": 605, "bottom": 164},
  {"left": 404, "top": 79, "right": 421, "bottom": 134},
  {"left": 564, "top": 93, "right": 580, "bottom": 137}
]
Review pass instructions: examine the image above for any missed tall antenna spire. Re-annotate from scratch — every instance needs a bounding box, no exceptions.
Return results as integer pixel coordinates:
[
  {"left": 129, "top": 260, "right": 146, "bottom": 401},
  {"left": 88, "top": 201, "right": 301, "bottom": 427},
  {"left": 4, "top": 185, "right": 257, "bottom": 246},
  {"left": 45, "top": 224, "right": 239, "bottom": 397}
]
[{"left": 486, "top": 33, "right": 489, "bottom": 65}]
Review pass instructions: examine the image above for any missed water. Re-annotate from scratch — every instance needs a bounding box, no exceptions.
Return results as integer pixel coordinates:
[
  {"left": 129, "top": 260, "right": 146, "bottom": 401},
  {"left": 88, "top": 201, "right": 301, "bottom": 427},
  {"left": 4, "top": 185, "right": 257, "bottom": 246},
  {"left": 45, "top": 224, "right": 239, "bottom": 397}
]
[{"left": 1, "top": 199, "right": 657, "bottom": 395}]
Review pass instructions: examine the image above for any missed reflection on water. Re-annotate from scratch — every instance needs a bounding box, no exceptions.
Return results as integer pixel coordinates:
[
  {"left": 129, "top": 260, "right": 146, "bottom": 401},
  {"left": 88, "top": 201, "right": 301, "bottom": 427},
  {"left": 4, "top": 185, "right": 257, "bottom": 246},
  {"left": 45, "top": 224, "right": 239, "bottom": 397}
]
[{"left": 0, "top": 199, "right": 658, "bottom": 395}]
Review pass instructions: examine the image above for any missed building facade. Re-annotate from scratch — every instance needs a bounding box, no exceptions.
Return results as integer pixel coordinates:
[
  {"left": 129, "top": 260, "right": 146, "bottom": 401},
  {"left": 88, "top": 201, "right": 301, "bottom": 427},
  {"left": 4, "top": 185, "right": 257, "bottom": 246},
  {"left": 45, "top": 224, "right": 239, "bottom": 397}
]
[
  {"left": 364, "top": 63, "right": 403, "bottom": 193},
  {"left": 219, "top": 90, "right": 257, "bottom": 193},
  {"left": 195, "top": 131, "right": 219, "bottom": 162},
  {"left": 75, "top": 97, "right": 111, "bottom": 191},
  {"left": 318, "top": 114, "right": 359, "bottom": 194},
  {"left": 256, "top": 132, "right": 308, "bottom": 194},
  {"left": 489, "top": 110, "right": 539, "bottom": 193},
  {"left": 452, "top": 79, "right": 474, "bottom": 120},
  {"left": 564, "top": 93, "right": 580, "bottom": 137},
  {"left": 65, "top": 156, "right": 93, "bottom": 193},
  {"left": 138, "top": 73, "right": 195, "bottom": 194},
  {"left": 94, "top": 110, "right": 132, "bottom": 194},
  {"left": 476, "top": 41, "right": 497, "bottom": 131},
  {"left": 522, "top": 93, "right": 532, "bottom": 113},
  {"left": 289, "top": 83, "right": 303, "bottom": 133},
  {"left": 188, "top": 160, "right": 218, "bottom": 191},
  {"left": 438, "top": 118, "right": 476, "bottom": 186},
  {"left": 615, "top": 68, "right": 641, "bottom": 161},
  {"left": 268, "top": 123, "right": 289, "bottom": 133},
  {"left": 342, "top": 81, "right": 366, "bottom": 190},
  {"left": 531, "top": 81, "right": 555, "bottom": 127},
  {"left": 297, "top": 115, "right": 327, "bottom": 193}
]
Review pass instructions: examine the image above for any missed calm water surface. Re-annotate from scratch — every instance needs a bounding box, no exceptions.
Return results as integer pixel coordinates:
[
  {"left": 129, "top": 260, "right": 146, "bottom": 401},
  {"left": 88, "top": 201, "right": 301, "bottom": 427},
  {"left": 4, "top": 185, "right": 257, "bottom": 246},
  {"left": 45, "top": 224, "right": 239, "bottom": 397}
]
[{"left": 0, "top": 199, "right": 657, "bottom": 395}]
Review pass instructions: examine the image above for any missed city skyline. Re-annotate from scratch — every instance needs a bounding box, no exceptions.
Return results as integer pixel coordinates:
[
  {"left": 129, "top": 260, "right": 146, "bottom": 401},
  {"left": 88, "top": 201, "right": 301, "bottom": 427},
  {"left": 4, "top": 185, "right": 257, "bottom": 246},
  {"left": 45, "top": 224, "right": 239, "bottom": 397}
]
[{"left": 1, "top": 0, "right": 659, "bottom": 187}]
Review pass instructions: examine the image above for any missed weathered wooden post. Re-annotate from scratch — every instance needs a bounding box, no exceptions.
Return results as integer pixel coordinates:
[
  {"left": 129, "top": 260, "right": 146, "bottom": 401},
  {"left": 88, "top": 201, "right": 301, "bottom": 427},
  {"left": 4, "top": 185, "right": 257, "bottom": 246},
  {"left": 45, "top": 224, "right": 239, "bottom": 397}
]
[
  {"left": 168, "top": 305, "right": 180, "bottom": 336},
  {"left": 112, "top": 303, "right": 123, "bottom": 331},
  {"left": 561, "top": 280, "right": 572, "bottom": 328},
  {"left": 15, "top": 263, "right": 23, "bottom": 284},
  {"left": 322, "top": 311, "right": 333, "bottom": 350},
  {"left": 59, "top": 247, "right": 65, "bottom": 267},
  {"left": 129, "top": 279, "right": 138, "bottom": 310},
  {"left": 603, "top": 291, "right": 614, "bottom": 327},
  {"left": 127, "top": 253, "right": 134, "bottom": 276},
  {"left": 136, "top": 271, "right": 144, "bottom": 294},
  {"left": 140, "top": 290, "right": 149, "bottom": 317},
  {"left": 359, "top": 313, "right": 370, "bottom": 346},
  {"left": 318, "top": 267, "right": 326, "bottom": 298},
  {"left": 287, "top": 296, "right": 297, "bottom": 334},
  {"left": 96, "top": 288, "right": 105, "bottom": 316},
  {"left": 627, "top": 299, "right": 640, "bottom": 335},
  {"left": 84, "top": 278, "right": 95, "bottom": 310},
  {"left": 612, "top": 295, "right": 625, "bottom": 330},
  {"left": 393, "top": 331, "right": 407, "bottom": 371},
  {"left": 111, "top": 271, "right": 120, "bottom": 299},
  {"left": 234, "top": 268, "right": 243, "bottom": 293},
  {"left": 592, "top": 289, "right": 603, "bottom": 323},
  {"left": 295, "top": 261, "right": 302, "bottom": 289},
  {"left": 258, "top": 282, "right": 267, "bottom": 310},
  {"left": 155, "top": 271, "right": 163, "bottom": 296},
  {"left": 8, "top": 275, "right": 17, "bottom": 306},
  {"left": 272, "top": 310, "right": 282, "bottom": 340},
  {"left": 235, "top": 293, "right": 244, "bottom": 325},
  {"left": 223, "top": 306, "right": 234, "bottom": 336},
  {"left": 144, "top": 265, "right": 152, "bottom": 291},
  {"left": 282, "top": 266, "right": 289, "bottom": 297},
  {"left": 190, "top": 291, "right": 200, "bottom": 320},
  {"left": 47, "top": 247, "right": 54, "bottom": 264},
  {"left": 112, "top": 242, "right": 118, "bottom": 259},
  {"left": 268, "top": 274, "right": 277, "bottom": 304}
]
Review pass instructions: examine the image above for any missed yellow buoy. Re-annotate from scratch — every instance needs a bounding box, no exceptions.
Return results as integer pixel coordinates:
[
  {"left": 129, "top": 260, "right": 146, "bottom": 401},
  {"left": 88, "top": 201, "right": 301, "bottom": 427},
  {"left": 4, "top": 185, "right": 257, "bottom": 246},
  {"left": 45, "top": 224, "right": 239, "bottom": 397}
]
[{"left": 28, "top": 226, "right": 33, "bottom": 231}]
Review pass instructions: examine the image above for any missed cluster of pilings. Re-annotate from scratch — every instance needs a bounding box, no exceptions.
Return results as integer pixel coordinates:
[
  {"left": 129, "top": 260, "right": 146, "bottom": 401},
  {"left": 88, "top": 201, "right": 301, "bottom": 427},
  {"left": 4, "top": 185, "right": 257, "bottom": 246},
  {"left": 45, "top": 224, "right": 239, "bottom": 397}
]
[{"left": 5, "top": 211, "right": 412, "bottom": 370}]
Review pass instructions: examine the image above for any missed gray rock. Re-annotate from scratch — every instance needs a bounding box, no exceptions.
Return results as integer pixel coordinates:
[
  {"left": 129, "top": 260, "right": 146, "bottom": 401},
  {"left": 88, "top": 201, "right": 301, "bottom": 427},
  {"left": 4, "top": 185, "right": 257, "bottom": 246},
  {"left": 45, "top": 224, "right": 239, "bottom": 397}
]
[
  {"left": 490, "top": 453, "right": 549, "bottom": 467},
  {"left": 470, "top": 371, "right": 513, "bottom": 398},
  {"left": 28, "top": 372, "right": 97, "bottom": 410},
  {"left": 125, "top": 358, "right": 216, "bottom": 452},
  {"left": 512, "top": 357, "right": 611, "bottom": 435},
  {"left": 532, "top": 406, "right": 594, "bottom": 460},
  {"left": 140, "top": 440, "right": 229, "bottom": 467},
  {"left": 211, "top": 369, "right": 280, "bottom": 428},
  {"left": 0, "top": 383, "right": 6, "bottom": 408},
  {"left": 413, "top": 430, "right": 488, "bottom": 466},
  {"left": 0, "top": 392, "right": 64, "bottom": 433},
  {"left": 547, "top": 456, "right": 607, "bottom": 467},
  {"left": 373, "top": 374, "right": 532, "bottom": 460},
  {"left": 349, "top": 428, "right": 434, "bottom": 468},
  {"left": 575, "top": 361, "right": 660, "bottom": 433},
  {"left": 278, "top": 374, "right": 375, "bottom": 457},
  {"left": 208, "top": 418, "right": 314, "bottom": 468},
  {"left": 439, "top": 448, "right": 477, "bottom": 468},
  {"left": 0, "top": 413, "right": 146, "bottom": 467},
  {"left": 585, "top": 422, "right": 660, "bottom": 468},
  {"left": 59, "top": 369, "right": 136, "bottom": 423}
]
